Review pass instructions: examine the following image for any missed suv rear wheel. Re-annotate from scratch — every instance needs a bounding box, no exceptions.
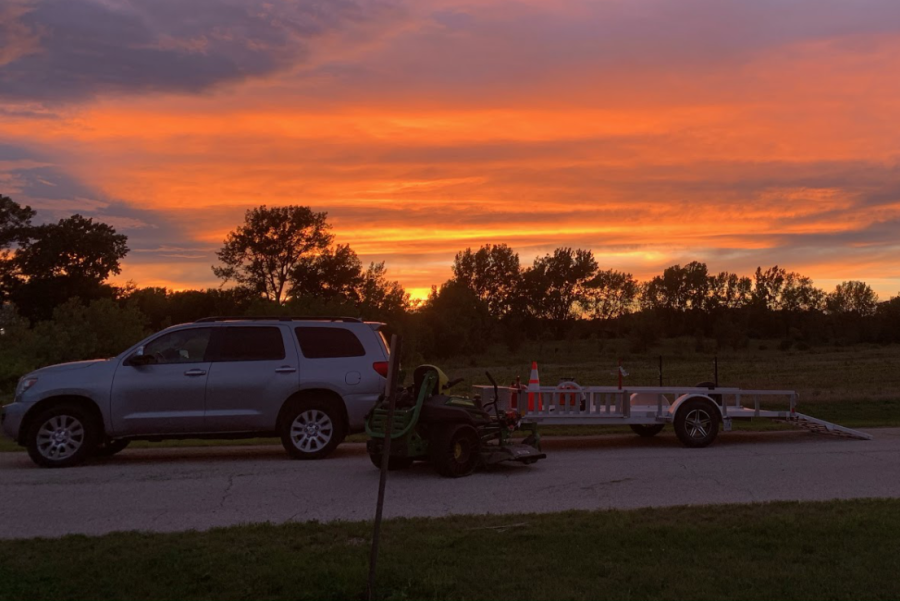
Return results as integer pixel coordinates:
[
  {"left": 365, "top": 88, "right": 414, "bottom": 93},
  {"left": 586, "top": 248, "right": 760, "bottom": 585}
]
[
  {"left": 279, "top": 398, "right": 345, "bottom": 460},
  {"left": 26, "top": 403, "right": 99, "bottom": 468}
]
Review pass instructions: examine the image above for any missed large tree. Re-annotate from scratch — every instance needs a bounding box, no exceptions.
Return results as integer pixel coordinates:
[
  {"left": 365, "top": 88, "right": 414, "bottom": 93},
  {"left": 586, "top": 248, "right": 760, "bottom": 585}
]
[
  {"left": 291, "top": 244, "right": 410, "bottom": 316},
  {"left": 580, "top": 269, "right": 639, "bottom": 321},
  {"left": 291, "top": 243, "right": 364, "bottom": 302},
  {"left": 642, "top": 261, "right": 711, "bottom": 312},
  {"left": 7, "top": 214, "right": 129, "bottom": 320},
  {"left": 213, "top": 205, "right": 333, "bottom": 304},
  {"left": 0, "top": 195, "right": 35, "bottom": 300},
  {"left": 0, "top": 194, "right": 34, "bottom": 250},
  {"left": 522, "top": 247, "right": 597, "bottom": 321},
  {"left": 451, "top": 244, "right": 521, "bottom": 318},
  {"left": 826, "top": 281, "right": 878, "bottom": 316}
]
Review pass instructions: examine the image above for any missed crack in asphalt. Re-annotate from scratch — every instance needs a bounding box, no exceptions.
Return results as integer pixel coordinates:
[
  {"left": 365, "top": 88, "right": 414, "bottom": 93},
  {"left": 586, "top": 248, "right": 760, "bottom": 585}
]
[{"left": 219, "top": 475, "right": 236, "bottom": 509}]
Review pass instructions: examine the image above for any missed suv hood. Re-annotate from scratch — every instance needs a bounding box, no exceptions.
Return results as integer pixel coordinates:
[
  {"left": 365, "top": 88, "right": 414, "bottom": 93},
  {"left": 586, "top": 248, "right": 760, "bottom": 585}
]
[{"left": 32, "top": 359, "right": 110, "bottom": 376}]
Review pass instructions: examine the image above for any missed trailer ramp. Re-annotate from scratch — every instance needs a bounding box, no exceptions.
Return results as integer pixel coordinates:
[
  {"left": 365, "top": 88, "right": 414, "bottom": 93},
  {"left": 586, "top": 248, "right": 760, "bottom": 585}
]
[{"left": 777, "top": 412, "right": 872, "bottom": 440}]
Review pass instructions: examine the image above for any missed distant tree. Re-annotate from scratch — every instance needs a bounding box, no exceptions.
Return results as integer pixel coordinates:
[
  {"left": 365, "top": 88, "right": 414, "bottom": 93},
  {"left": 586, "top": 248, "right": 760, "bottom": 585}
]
[
  {"left": 213, "top": 205, "right": 333, "bottom": 305},
  {"left": 522, "top": 248, "right": 597, "bottom": 321},
  {"left": 290, "top": 243, "right": 410, "bottom": 317},
  {"left": 752, "top": 266, "right": 786, "bottom": 310},
  {"left": 826, "top": 281, "right": 878, "bottom": 316},
  {"left": 580, "top": 269, "right": 639, "bottom": 320},
  {"left": 708, "top": 272, "right": 753, "bottom": 310},
  {"left": 358, "top": 261, "right": 410, "bottom": 317},
  {"left": 778, "top": 272, "right": 825, "bottom": 312},
  {"left": 642, "top": 262, "right": 710, "bottom": 312},
  {"left": 30, "top": 298, "right": 148, "bottom": 367},
  {"left": 419, "top": 281, "right": 491, "bottom": 357},
  {"left": 451, "top": 244, "right": 521, "bottom": 318},
  {"left": 7, "top": 214, "right": 128, "bottom": 320}
]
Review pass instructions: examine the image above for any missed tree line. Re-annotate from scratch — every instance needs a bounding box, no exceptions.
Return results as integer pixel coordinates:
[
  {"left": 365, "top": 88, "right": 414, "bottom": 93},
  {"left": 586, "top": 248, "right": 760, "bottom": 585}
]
[{"left": 2, "top": 195, "right": 899, "bottom": 390}]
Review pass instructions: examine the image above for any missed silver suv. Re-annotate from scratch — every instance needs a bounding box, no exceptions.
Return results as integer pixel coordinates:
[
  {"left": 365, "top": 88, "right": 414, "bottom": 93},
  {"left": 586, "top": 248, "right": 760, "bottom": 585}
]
[{"left": 1, "top": 316, "right": 390, "bottom": 467}]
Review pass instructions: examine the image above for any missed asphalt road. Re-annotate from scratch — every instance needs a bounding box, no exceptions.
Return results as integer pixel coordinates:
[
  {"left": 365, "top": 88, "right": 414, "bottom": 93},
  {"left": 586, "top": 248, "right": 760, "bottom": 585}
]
[{"left": 1, "top": 428, "right": 898, "bottom": 540}]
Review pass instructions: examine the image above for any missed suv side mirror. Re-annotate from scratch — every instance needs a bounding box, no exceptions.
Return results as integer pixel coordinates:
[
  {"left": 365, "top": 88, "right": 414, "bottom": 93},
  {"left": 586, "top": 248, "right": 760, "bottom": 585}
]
[{"left": 126, "top": 349, "right": 156, "bottom": 367}]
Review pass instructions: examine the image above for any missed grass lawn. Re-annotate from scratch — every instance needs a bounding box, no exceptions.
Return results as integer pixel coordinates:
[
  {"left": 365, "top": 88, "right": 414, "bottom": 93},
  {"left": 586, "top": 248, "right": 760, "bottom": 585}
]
[{"left": 1, "top": 499, "right": 898, "bottom": 600}]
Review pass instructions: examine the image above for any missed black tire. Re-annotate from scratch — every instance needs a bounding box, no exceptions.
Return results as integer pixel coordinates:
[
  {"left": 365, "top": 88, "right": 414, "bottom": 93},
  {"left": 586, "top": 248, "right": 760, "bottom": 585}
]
[
  {"left": 96, "top": 439, "right": 130, "bottom": 457},
  {"left": 674, "top": 399, "right": 720, "bottom": 448},
  {"left": 430, "top": 424, "right": 480, "bottom": 478},
  {"left": 26, "top": 403, "right": 99, "bottom": 468},
  {"left": 279, "top": 398, "right": 345, "bottom": 460},
  {"left": 368, "top": 454, "right": 414, "bottom": 470},
  {"left": 630, "top": 424, "right": 665, "bottom": 437}
]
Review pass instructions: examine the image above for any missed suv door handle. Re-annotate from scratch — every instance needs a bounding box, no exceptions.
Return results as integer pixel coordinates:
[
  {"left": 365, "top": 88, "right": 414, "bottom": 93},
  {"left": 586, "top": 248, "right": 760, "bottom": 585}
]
[
  {"left": 275, "top": 366, "right": 297, "bottom": 373},
  {"left": 184, "top": 369, "right": 207, "bottom": 376}
]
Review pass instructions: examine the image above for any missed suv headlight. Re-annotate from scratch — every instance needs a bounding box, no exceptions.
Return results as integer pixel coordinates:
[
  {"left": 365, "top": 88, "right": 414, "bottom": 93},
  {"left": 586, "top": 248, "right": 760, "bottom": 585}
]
[{"left": 15, "top": 377, "right": 38, "bottom": 401}]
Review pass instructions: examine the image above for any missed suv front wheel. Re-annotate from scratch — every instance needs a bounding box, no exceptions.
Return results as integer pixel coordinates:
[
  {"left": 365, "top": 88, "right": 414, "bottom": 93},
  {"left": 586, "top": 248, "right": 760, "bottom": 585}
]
[
  {"left": 279, "top": 398, "right": 344, "bottom": 460},
  {"left": 26, "top": 403, "right": 99, "bottom": 468}
]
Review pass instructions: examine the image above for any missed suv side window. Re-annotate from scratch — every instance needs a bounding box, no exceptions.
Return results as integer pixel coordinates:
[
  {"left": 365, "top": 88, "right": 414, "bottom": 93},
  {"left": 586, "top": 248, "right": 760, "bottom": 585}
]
[
  {"left": 295, "top": 327, "right": 366, "bottom": 359},
  {"left": 143, "top": 328, "right": 213, "bottom": 364},
  {"left": 215, "top": 327, "right": 286, "bottom": 361}
]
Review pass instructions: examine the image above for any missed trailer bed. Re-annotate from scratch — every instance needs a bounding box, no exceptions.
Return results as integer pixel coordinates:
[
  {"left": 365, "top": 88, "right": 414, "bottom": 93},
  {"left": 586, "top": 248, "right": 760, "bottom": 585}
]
[{"left": 472, "top": 384, "right": 871, "bottom": 443}]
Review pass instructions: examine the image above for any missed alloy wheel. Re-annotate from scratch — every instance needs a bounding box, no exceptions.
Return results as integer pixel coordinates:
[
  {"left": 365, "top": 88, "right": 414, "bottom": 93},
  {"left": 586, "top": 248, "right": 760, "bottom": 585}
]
[
  {"left": 290, "top": 409, "right": 334, "bottom": 453},
  {"left": 36, "top": 415, "right": 85, "bottom": 461}
]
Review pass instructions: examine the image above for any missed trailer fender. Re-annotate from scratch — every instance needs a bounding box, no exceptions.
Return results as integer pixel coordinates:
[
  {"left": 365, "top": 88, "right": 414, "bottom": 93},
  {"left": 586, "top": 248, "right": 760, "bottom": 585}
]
[{"left": 667, "top": 394, "right": 723, "bottom": 419}]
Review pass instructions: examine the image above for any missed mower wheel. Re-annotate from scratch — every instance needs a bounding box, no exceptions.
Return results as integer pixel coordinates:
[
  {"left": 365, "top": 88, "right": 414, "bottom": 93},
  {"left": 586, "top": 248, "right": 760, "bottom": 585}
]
[
  {"left": 629, "top": 424, "right": 665, "bottom": 437},
  {"left": 368, "top": 454, "right": 414, "bottom": 470},
  {"left": 430, "top": 424, "right": 480, "bottom": 478}
]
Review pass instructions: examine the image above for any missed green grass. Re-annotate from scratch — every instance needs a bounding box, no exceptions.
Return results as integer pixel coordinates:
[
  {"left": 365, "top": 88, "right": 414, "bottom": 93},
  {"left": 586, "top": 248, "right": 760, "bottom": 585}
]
[{"left": 1, "top": 499, "right": 899, "bottom": 600}]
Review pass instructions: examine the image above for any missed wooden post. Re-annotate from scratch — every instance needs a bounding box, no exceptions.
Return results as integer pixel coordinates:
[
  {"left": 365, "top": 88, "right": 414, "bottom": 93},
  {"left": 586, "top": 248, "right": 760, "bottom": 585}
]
[{"left": 367, "top": 334, "right": 402, "bottom": 601}]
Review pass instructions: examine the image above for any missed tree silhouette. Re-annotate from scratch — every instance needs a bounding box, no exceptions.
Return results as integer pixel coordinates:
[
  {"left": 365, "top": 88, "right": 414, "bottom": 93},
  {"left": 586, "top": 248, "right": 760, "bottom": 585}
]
[
  {"left": 581, "top": 269, "right": 639, "bottom": 320},
  {"left": 8, "top": 214, "right": 128, "bottom": 320},
  {"left": 522, "top": 248, "right": 597, "bottom": 321},
  {"left": 214, "top": 205, "right": 332, "bottom": 305},
  {"left": 451, "top": 244, "right": 521, "bottom": 318},
  {"left": 826, "top": 281, "right": 878, "bottom": 316},
  {"left": 0, "top": 194, "right": 34, "bottom": 250}
]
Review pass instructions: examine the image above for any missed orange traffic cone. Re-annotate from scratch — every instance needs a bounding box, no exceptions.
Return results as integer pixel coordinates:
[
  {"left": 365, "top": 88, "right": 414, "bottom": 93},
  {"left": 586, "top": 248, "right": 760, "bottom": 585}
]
[{"left": 527, "top": 361, "right": 542, "bottom": 411}]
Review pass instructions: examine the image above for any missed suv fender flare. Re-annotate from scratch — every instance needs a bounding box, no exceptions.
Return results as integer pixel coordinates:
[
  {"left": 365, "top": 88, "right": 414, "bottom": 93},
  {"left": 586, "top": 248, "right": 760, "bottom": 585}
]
[
  {"left": 277, "top": 389, "right": 349, "bottom": 439},
  {"left": 18, "top": 395, "right": 106, "bottom": 445}
]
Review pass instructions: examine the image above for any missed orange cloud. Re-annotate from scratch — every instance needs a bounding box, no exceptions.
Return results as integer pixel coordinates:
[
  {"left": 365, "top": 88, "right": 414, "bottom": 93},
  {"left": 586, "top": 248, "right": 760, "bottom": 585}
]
[{"left": 2, "top": 0, "right": 900, "bottom": 301}]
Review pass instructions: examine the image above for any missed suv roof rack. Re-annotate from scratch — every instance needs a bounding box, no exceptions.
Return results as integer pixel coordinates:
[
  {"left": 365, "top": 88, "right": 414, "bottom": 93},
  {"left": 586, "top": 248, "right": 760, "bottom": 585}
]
[{"left": 194, "top": 316, "right": 363, "bottom": 323}]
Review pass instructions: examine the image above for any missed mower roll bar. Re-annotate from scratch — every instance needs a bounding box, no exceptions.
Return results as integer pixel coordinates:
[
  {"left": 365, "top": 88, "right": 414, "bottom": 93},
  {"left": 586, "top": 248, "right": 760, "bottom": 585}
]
[{"left": 483, "top": 371, "right": 501, "bottom": 419}]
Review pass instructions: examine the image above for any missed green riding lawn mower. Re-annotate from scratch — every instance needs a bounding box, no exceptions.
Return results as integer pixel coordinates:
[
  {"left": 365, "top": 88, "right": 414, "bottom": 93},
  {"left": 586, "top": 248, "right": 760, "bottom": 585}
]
[{"left": 365, "top": 365, "right": 546, "bottom": 477}]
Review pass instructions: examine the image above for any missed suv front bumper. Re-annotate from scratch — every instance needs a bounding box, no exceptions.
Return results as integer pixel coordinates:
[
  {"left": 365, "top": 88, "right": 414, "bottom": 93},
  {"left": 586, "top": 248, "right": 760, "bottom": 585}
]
[{"left": 1, "top": 402, "right": 26, "bottom": 442}]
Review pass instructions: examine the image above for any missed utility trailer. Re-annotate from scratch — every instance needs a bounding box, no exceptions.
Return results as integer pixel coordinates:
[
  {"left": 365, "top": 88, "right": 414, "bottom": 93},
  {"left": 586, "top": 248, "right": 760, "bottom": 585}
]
[{"left": 472, "top": 383, "right": 872, "bottom": 448}]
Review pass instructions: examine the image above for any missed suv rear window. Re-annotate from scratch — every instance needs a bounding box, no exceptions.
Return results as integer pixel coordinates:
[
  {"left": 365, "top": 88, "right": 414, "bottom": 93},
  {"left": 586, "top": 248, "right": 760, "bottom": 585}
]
[
  {"left": 295, "top": 327, "right": 366, "bottom": 358},
  {"left": 216, "top": 327, "right": 285, "bottom": 361}
]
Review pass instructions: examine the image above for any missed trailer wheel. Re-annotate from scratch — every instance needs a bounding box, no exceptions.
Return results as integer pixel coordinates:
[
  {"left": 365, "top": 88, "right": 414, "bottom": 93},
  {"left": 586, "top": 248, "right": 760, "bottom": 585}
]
[
  {"left": 630, "top": 424, "right": 665, "bottom": 437},
  {"left": 368, "top": 454, "right": 414, "bottom": 471},
  {"left": 674, "top": 399, "right": 720, "bottom": 448},
  {"left": 431, "top": 424, "right": 480, "bottom": 478}
]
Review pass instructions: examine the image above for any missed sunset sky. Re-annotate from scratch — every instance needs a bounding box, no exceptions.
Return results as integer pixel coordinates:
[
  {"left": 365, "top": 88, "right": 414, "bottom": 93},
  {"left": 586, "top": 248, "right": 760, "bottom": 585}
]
[{"left": 2, "top": 0, "right": 899, "bottom": 301}]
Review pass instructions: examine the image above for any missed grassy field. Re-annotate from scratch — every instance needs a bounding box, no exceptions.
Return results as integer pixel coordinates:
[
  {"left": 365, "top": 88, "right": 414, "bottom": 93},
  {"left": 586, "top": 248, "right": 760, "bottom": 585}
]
[
  {"left": 0, "top": 499, "right": 898, "bottom": 600},
  {"left": 2, "top": 341, "right": 898, "bottom": 453}
]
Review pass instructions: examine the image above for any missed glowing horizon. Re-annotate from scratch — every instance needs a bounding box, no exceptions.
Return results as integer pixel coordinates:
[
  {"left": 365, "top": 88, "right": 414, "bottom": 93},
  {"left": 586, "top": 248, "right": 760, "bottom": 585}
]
[{"left": 2, "top": 0, "right": 899, "bottom": 303}]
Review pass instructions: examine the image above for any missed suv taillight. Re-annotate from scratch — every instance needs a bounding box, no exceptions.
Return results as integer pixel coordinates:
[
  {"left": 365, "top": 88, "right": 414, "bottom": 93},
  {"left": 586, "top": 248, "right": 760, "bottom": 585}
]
[{"left": 372, "top": 361, "right": 389, "bottom": 378}]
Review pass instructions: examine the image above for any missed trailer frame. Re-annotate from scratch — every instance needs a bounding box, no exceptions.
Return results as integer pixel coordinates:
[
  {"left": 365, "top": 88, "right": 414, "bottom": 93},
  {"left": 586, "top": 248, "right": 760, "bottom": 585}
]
[{"left": 472, "top": 383, "right": 872, "bottom": 447}]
